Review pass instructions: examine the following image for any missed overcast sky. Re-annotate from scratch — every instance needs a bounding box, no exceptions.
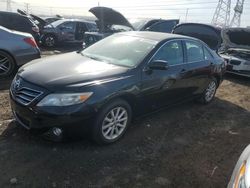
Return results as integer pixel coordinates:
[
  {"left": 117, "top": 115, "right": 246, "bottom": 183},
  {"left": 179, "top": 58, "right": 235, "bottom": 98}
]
[{"left": 1, "top": 0, "right": 250, "bottom": 26}]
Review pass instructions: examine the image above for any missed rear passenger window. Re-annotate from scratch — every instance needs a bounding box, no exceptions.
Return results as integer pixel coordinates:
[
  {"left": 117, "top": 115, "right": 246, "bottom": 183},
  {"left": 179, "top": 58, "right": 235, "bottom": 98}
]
[
  {"left": 204, "top": 47, "right": 214, "bottom": 60},
  {"left": 153, "top": 41, "right": 183, "bottom": 65},
  {"left": 185, "top": 41, "right": 204, "bottom": 62}
]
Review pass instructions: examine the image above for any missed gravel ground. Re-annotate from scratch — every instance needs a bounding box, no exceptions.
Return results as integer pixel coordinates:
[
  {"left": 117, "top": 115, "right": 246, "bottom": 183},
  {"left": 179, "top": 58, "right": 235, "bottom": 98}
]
[{"left": 0, "top": 48, "right": 249, "bottom": 187}]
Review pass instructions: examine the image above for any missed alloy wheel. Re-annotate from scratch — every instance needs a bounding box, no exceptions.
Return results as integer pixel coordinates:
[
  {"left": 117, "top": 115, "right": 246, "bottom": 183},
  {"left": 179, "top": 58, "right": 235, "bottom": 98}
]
[
  {"left": 101, "top": 107, "right": 128, "bottom": 140},
  {"left": 205, "top": 81, "right": 217, "bottom": 102},
  {"left": 45, "top": 36, "right": 55, "bottom": 47},
  {"left": 0, "top": 54, "right": 11, "bottom": 76}
]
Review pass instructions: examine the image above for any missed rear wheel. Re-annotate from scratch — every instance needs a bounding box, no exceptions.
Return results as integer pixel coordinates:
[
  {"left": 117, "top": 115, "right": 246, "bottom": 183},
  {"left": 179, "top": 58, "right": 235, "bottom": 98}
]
[
  {"left": 0, "top": 51, "right": 16, "bottom": 79},
  {"left": 198, "top": 78, "right": 218, "bottom": 104},
  {"left": 92, "top": 99, "right": 132, "bottom": 144},
  {"left": 43, "top": 34, "right": 56, "bottom": 47}
]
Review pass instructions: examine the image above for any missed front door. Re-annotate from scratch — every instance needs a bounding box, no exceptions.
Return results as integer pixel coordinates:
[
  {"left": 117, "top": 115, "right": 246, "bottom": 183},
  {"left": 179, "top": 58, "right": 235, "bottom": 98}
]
[
  {"left": 59, "top": 21, "right": 76, "bottom": 42},
  {"left": 139, "top": 40, "right": 191, "bottom": 113}
]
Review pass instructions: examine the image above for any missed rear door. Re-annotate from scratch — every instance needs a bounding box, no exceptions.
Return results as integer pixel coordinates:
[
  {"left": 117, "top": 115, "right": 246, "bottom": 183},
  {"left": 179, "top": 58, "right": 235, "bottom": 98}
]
[
  {"left": 183, "top": 40, "right": 212, "bottom": 95},
  {"left": 140, "top": 40, "right": 191, "bottom": 112},
  {"left": 75, "top": 22, "right": 88, "bottom": 41}
]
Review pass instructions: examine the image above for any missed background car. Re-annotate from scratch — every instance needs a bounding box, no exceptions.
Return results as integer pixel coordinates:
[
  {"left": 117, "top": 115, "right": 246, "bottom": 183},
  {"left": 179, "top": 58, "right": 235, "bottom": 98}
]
[
  {"left": 0, "top": 26, "right": 40, "bottom": 79},
  {"left": 41, "top": 19, "right": 97, "bottom": 47},
  {"left": 172, "top": 23, "right": 222, "bottom": 51},
  {"left": 172, "top": 23, "right": 250, "bottom": 77},
  {"left": 83, "top": 6, "right": 179, "bottom": 47},
  {"left": 10, "top": 32, "right": 225, "bottom": 144},
  {"left": 220, "top": 28, "right": 250, "bottom": 77},
  {"left": 0, "top": 11, "right": 40, "bottom": 42}
]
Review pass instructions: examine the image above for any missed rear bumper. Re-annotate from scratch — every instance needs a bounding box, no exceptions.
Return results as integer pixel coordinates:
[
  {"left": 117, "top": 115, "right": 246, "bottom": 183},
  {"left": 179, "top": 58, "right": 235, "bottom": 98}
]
[{"left": 15, "top": 49, "right": 41, "bottom": 66}]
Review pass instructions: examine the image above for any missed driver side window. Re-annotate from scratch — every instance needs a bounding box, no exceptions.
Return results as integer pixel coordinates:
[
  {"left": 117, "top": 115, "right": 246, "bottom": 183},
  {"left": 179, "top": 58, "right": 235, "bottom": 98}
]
[
  {"left": 59, "top": 22, "right": 76, "bottom": 31},
  {"left": 152, "top": 41, "right": 183, "bottom": 66}
]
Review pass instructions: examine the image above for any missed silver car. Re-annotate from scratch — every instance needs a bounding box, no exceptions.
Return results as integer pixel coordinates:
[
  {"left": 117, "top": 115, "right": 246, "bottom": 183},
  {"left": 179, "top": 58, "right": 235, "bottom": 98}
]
[
  {"left": 228, "top": 145, "right": 250, "bottom": 188},
  {"left": 0, "top": 26, "right": 40, "bottom": 78}
]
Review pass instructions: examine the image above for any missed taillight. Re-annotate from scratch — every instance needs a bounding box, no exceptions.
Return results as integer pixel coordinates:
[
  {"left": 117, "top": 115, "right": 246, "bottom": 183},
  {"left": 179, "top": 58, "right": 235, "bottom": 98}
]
[
  {"left": 24, "top": 37, "right": 38, "bottom": 48},
  {"left": 32, "top": 26, "right": 39, "bottom": 33}
]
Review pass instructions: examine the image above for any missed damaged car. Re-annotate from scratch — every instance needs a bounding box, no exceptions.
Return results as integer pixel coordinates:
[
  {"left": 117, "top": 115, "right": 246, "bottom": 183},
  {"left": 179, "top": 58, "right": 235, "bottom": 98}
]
[
  {"left": 172, "top": 23, "right": 222, "bottom": 51},
  {"left": 41, "top": 19, "right": 97, "bottom": 47},
  {"left": 83, "top": 6, "right": 179, "bottom": 47},
  {"left": 0, "top": 10, "right": 40, "bottom": 42},
  {"left": 220, "top": 28, "right": 250, "bottom": 77}
]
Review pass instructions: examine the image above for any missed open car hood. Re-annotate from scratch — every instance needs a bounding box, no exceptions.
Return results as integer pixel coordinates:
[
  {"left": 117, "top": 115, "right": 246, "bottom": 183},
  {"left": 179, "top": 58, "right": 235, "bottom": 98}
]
[
  {"left": 222, "top": 28, "right": 250, "bottom": 50},
  {"left": 17, "top": 9, "right": 47, "bottom": 28},
  {"left": 89, "top": 6, "right": 134, "bottom": 30}
]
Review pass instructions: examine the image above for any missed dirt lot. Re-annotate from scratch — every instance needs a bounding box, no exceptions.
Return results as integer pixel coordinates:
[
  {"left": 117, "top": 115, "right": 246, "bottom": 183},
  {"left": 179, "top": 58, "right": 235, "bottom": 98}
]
[{"left": 0, "top": 48, "right": 249, "bottom": 187}]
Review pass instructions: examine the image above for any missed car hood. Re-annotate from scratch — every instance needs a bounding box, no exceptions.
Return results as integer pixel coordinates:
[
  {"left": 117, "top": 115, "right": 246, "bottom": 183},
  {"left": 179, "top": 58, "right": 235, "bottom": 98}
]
[
  {"left": 18, "top": 52, "right": 130, "bottom": 91},
  {"left": 89, "top": 6, "right": 134, "bottom": 30},
  {"left": 173, "top": 23, "right": 222, "bottom": 51},
  {"left": 30, "top": 14, "right": 48, "bottom": 28},
  {"left": 222, "top": 28, "right": 250, "bottom": 51}
]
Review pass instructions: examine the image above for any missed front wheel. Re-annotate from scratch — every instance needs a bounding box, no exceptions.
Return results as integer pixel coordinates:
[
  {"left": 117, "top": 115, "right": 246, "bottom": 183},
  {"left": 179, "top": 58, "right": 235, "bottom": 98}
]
[
  {"left": 198, "top": 79, "right": 218, "bottom": 104},
  {"left": 92, "top": 99, "right": 132, "bottom": 145},
  {"left": 43, "top": 34, "right": 56, "bottom": 47}
]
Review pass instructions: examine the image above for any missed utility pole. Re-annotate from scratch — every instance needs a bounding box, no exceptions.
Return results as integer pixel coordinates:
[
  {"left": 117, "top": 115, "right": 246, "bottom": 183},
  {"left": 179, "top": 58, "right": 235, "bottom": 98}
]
[
  {"left": 6, "top": 0, "right": 12, "bottom": 12},
  {"left": 230, "top": 0, "right": 245, "bottom": 27},
  {"left": 212, "top": 0, "right": 231, "bottom": 27},
  {"left": 185, "top": 8, "right": 189, "bottom": 22},
  {"left": 25, "top": 3, "right": 29, "bottom": 14}
]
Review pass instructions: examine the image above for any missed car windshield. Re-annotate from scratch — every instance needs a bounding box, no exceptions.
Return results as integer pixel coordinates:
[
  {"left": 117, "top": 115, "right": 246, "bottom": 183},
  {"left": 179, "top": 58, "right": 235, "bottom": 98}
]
[
  {"left": 50, "top": 20, "right": 66, "bottom": 27},
  {"left": 129, "top": 19, "right": 148, "bottom": 30},
  {"left": 81, "top": 34, "right": 157, "bottom": 68}
]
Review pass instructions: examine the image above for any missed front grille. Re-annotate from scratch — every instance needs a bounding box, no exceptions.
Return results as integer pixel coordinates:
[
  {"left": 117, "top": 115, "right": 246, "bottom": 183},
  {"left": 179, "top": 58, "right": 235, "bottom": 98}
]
[
  {"left": 230, "top": 60, "right": 242, "bottom": 65},
  {"left": 11, "top": 76, "right": 44, "bottom": 106},
  {"left": 13, "top": 87, "right": 43, "bottom": 106}
]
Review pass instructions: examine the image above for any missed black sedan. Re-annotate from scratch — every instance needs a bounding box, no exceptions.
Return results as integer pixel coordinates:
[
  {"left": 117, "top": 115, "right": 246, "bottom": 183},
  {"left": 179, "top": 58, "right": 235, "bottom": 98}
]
[{"left": 10, "top": 32, "right": 225, "bottom": 144}]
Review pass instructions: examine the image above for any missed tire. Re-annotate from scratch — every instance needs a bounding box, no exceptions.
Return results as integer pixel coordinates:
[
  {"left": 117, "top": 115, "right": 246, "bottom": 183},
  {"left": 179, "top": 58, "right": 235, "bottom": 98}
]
[
  {"left": 0, "top": 51, "right": 16, "bottom": 79},
  {"left": 92, "top": 99, "right": 132, "bottom": 145},
  {"left": 43, "top": 34, "right": 57, "bottom": 47},
  {"left": 198, "top": 78, "right": 218, "bottom": 104}
]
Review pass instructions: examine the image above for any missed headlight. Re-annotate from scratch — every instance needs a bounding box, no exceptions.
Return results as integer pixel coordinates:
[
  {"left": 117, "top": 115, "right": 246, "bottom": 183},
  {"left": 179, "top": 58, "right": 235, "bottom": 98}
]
[{"left": 37, "top": 92, "right": 93, "bottom": 107}]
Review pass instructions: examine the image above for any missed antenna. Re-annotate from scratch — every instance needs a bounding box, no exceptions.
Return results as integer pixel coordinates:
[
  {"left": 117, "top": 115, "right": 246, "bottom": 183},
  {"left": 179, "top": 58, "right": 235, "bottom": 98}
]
[
  {"left": 212, "top": 0, "right": 231, "bottom": 27},
  {"left": 230, "top": 0, "right": 245, "bottom": 27}
]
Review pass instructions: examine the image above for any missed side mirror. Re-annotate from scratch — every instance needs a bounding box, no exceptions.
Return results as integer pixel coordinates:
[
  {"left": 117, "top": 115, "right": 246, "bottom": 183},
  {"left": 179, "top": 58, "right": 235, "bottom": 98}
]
[{"left": 148, "top": 60, "right": 169, "bottom": 70}]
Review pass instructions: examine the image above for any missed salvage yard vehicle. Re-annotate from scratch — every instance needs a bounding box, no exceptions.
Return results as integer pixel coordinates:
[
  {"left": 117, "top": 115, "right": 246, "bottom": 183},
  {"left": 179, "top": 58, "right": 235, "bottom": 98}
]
[
  {"left": 228, "top": 145, "right": 250, "bottom": 188},
  {"left": 172, "top": 23, "right": 222, "bottom": 51},
  {"left": 83, "top": 6, "right": 179, "bottom": 47},
  {"left": 41, "top": 19, "right": 97, "bottom": 47},
  {"left": 0, "top": 11, "right": 40, "bottom": 42},
  {"left": 220, "top": 28, "right": 250, "bottom": 77},
  {"left": 0, "top": 26, "right": 40, "bottom": 79},
  {"left": 10, "top": 32, "right": 225, "bottom": 144},
  {"left": 172, "top": 23, "right": 250, "bottom": 77}
]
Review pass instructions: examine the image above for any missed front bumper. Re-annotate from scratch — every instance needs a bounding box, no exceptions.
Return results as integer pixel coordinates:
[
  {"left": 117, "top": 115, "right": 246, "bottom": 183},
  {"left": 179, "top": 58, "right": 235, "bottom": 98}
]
[{"left": 10, "top": 95, "right": 96, "bottom": 130}]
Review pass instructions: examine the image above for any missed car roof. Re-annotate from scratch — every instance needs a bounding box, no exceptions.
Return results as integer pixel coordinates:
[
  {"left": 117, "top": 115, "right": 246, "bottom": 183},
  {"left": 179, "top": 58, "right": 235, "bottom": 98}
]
[
  {"left": 0, "top": 11, "right": 27, "bottom": 17},
  {"left": 60, "top": 18, "right": 95, "bottom": 24},
  {"left": 120, "top": 31, "right": 198, "bottom": 42},
  {"left": 174, "top": 22, "right": 222, "bottom": 32}
]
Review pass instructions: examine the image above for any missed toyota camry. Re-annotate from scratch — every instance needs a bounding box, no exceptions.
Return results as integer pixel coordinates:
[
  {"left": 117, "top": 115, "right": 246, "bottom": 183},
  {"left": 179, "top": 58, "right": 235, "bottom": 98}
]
[{"left": 10, "top": 31, "right": 225, "bottom": 144}]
